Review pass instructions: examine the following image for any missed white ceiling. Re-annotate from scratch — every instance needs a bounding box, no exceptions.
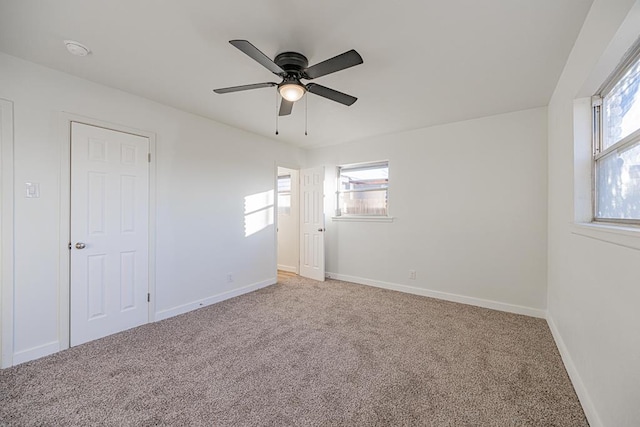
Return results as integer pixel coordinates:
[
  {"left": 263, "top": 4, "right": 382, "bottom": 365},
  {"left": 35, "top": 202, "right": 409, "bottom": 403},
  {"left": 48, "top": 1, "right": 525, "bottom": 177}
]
[{"left": 0, "top": 0, "right": 593, "bottom": 148}]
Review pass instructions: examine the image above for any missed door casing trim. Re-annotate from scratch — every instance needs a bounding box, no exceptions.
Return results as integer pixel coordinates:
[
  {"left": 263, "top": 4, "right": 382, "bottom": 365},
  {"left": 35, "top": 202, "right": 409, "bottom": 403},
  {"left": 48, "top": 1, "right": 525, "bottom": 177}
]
[
  {"left": 0, "top": 98, "right": 15, "bottom": 368},
  {"left": 274, "top": 162, "right": 301, "bottom": 277}
]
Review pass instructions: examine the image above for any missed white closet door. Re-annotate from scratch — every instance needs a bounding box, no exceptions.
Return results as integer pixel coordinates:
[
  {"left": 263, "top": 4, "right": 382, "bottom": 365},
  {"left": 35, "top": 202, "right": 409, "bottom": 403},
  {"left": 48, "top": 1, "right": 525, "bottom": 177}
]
[{"left": 70, "top": 122, "right": 149, "bottom": 346}]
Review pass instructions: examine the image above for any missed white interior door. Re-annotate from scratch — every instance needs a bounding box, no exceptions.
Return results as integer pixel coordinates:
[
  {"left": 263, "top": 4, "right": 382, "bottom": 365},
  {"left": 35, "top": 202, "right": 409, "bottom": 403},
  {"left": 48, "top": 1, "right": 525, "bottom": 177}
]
[
  {"left": 299, "top": 166, "right": 325, "bottom": 281},
  {"left": 70, "top": 122, "right": 150, "bottom": 346}
]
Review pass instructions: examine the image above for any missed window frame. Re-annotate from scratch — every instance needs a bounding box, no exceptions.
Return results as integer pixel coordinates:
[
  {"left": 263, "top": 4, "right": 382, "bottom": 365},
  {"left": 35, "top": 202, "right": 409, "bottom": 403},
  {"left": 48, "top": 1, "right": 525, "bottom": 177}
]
[
  {"left": 592, "top": 38, "right": 640, "bottom": 226},
  {"left": 335, "top": 160, "right": 390, "bottom": 219}
]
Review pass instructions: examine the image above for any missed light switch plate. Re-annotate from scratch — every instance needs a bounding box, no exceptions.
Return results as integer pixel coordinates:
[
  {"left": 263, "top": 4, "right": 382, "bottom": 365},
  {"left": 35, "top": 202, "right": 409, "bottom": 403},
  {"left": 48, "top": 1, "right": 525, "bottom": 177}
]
[{"left": 25, "top": 182, "right": 40, "bottom": 198}]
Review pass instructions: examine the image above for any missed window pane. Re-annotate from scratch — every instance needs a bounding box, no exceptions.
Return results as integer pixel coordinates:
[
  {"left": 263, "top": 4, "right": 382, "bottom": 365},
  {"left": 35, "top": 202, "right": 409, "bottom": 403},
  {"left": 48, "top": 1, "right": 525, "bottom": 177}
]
[
  {"left": 277, "top": 175, "right": 291, "bottom": 192},
  {"left": 341, "top": 189, "right": 388, "bottom": 216},
  {"left": 338, "top": 161, "right": 389, "bottom": 216},
  {"left": 603, "top": 57, "right": 640, "bottom": 149},
  {"left": 340, "top": 165, "right": 388, "bottom": 192},
  {"left": 340, "top": 163, "right": 389, "bottom": 186},
  {"left": 596, "top": 142, "right": 640, "bottom": 219},
  {"left": 277, "top": 175, "right": 291, "bottom": 215}
]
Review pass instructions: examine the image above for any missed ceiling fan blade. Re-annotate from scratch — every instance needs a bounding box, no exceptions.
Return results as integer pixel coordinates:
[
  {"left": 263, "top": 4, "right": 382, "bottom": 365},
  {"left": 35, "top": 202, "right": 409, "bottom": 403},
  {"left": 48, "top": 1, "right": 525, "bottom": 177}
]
[
  {"left": 279, "top": 99, "right": 293, "bottom": 116},
  {"left": 213, "top": 82, "right": 277, "bottom": 94},
  {"left": 303, "top": 49, "right": 363, "bottom": 79},
  {"left": 229, "top": 40, "right": 285, "bottom": 75},
  {"left": 306, "top": 83, "right": 357, "bottom": 106}
]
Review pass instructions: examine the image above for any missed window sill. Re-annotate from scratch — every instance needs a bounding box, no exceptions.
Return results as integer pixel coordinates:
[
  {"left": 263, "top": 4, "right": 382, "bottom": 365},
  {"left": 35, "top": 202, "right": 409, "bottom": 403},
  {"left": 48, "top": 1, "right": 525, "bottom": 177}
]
[
  {"left": 332, "top": 216, "right": 394, "bottom": 223},
  {"left": 571, "top": 222, "right": 640, "bottom": 251}
]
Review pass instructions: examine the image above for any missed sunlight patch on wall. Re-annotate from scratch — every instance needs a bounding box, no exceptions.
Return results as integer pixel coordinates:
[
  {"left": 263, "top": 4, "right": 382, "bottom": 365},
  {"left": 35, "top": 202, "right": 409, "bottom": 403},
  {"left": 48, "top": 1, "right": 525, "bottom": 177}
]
[{"left": 244, "top": 190, "right": 274, "bottom": 237}]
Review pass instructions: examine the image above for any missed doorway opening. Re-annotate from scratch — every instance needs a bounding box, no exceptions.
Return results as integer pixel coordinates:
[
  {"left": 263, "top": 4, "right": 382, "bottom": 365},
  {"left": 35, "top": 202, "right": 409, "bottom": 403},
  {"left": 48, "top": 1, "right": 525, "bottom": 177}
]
[
  {"left": 276, "top": 167, "right": 299, "bottom": 278},
  {"left": 275, "top": 165, "right": 326, "bottom": 282}
]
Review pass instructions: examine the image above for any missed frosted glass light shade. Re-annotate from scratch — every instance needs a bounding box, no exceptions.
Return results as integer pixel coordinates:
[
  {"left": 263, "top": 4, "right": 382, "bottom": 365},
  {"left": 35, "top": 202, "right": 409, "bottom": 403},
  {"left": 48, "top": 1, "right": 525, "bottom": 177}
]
[{"left": 279, "top": 83, "right": 305, "bottom": 102}]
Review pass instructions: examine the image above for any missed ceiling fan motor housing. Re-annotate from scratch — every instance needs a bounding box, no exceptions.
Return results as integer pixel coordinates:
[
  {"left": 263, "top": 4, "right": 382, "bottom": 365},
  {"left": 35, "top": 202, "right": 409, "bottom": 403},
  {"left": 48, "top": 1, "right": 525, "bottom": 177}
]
[{"left": 274, "top": 52, "right": 309, "bottom": 76}]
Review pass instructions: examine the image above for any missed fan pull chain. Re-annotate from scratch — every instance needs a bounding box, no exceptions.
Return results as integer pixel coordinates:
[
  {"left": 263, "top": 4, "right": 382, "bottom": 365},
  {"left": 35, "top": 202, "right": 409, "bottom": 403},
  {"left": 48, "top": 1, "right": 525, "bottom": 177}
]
[
  {"left": 275, "top": 89, "right": 279, "bottom": 135},
  {"left": 305, "top": 93, "right": 308, "bottom": 136}
]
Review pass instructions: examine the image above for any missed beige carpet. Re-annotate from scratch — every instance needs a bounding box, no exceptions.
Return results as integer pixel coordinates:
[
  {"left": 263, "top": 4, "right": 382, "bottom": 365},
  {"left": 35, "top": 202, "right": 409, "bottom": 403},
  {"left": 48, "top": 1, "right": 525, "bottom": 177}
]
[{"left": 0, "top": 275, "right": 587, "bottom": 426}]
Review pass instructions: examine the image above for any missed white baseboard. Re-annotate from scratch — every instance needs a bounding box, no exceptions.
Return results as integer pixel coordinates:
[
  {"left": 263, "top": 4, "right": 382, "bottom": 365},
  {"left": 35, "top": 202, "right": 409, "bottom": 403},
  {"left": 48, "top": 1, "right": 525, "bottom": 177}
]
[
  {"left": 155, "top": 278, "right": 276, "bottom": 321},
  {"left": 546, "top": 313, "right": 603, "bottom": 427},
  {"left": 12, "top": 341, "right": 60, "bottom": 365},
  {"left": 277, "top": 264, "right": 297, "bottom": 273},
  {"left": 326, "top": 272, "right": 547, "bottom": 319}
]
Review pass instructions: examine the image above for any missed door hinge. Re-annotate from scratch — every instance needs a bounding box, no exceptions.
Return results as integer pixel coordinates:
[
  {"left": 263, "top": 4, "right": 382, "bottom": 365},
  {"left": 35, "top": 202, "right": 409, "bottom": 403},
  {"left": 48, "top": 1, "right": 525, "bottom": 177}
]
[
  {"left": 147, "top": 293, "right": 151, "bottom": 302},
  {"left": 148, "top": 153, "right": 151, "bottom": 163},
  {"left": 68, "top": 242, "right": 72, "bottom": 250}
]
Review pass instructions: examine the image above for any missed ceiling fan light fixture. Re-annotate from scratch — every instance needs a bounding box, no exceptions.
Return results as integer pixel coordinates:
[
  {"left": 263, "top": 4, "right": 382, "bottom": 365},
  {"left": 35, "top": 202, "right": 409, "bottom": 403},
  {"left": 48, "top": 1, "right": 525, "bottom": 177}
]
[{"left": 279, "top": 83, "right": 305, "bottom": 102}]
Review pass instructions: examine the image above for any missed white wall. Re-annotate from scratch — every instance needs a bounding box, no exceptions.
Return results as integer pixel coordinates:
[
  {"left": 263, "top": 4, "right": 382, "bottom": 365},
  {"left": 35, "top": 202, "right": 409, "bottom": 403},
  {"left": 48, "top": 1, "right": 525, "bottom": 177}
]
[
  {"left": 307, "top": 107, "right": 548, "bottom": 316},
  {"left": 0, "top": 52, "right": 305, "bottom": 365},
  {"left": 277, "top": 167, "right": 299, "bottom": 273},
  {"left": 547, "top": 1, "right": 640, "bottom": 426}
]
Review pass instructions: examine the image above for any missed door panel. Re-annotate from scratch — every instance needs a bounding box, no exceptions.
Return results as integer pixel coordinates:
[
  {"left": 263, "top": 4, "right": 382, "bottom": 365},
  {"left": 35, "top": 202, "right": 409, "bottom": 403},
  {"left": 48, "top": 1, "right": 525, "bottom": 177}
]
[
  {"left": 86, "top": 254, "right": 107, "bottom": 319},
  {"left": 299, "top": 167, "right": 325, "bottom": 281},
  {"left": 70, "top": 122, "right": 149, "bottom": 346}
]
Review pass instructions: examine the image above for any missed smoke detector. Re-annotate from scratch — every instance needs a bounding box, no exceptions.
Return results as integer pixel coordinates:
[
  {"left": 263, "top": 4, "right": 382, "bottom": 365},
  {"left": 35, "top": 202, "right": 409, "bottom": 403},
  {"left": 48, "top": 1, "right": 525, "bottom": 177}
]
[{"left": 64, "top": 40, "right": 91, "bottom": 57}]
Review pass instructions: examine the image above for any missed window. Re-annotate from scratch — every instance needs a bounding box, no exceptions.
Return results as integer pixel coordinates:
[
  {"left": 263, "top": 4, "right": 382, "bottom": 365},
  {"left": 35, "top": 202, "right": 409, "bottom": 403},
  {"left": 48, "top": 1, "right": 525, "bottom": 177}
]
[
  {"left": 277, "top": 174, "right": 291, "bottom": 215},
  {"left": 336, "top": 161, "right": 389, "bottom": 216},
  {"left": 593, "top": 39, "right": 640, "bottom": 224}
]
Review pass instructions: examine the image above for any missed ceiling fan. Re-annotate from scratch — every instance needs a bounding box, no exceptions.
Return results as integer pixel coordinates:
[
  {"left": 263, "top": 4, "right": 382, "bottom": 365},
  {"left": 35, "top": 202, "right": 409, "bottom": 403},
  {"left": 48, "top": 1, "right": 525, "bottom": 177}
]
[{"left": 214, "top": 40, "right": 363, "bottom": 116}]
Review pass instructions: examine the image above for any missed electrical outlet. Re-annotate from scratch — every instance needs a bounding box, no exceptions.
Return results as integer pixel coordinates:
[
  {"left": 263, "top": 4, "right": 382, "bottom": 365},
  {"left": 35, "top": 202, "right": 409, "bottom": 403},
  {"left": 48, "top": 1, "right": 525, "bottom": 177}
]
[
  {"left": 226, "top": 273, "right": 233, "bottom": 283},
  {"left": 409, "top": 270, "right": 416, "bottom": 280}
]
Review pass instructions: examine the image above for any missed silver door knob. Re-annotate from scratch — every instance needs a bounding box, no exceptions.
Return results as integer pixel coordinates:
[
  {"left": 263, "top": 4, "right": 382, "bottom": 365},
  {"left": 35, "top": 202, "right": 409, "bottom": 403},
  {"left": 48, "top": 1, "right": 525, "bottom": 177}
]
[{"left": 75, "top": 242, "right": 86, "bottom": 249}]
